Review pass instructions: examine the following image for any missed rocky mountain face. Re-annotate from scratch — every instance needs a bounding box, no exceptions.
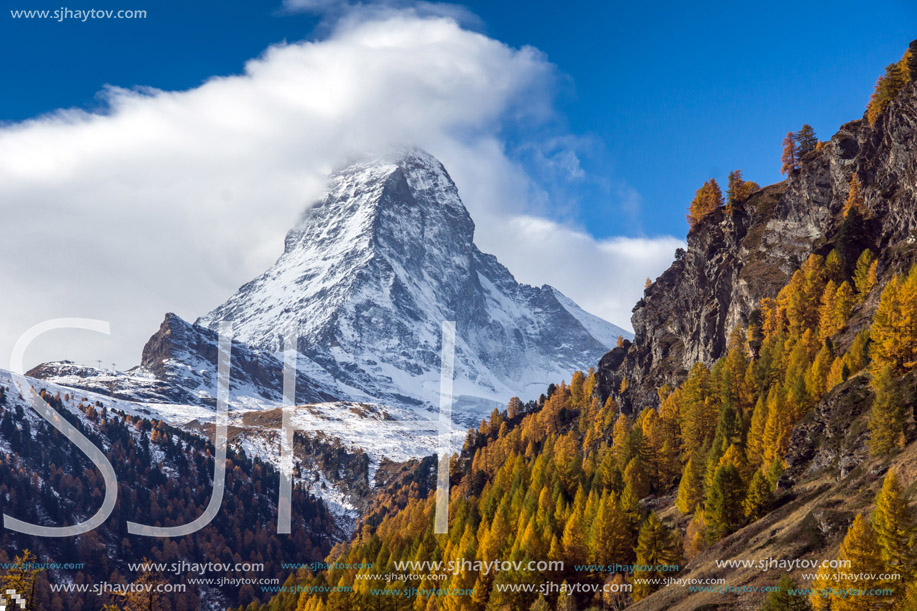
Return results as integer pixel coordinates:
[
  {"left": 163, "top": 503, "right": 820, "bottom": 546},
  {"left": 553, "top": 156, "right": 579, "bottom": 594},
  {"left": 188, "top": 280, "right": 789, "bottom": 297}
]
[
  {"left": 138, "top": 312, "right": 337, "bottom": 407},
  {"left": 597, "top": 81, "right": 917, "bottom": 415},
  {"left": 198, "top": 149, "right": 629, "bottom": 417},
  {"left": 28, "top": 313, "right": 336, "bottom": 409}
]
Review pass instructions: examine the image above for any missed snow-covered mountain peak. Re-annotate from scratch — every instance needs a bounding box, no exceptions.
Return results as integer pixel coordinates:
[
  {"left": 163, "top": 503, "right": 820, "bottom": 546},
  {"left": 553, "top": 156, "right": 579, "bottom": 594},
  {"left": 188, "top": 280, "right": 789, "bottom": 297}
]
[{"left": 198, "top": 149, "right": 631, "bottom": 418}]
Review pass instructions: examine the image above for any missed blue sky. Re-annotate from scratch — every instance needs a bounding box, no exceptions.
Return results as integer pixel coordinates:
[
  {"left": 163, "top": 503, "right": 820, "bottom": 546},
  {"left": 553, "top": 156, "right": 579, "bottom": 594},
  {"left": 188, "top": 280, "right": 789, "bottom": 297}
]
[{"left": 3, "top": 0, "right": 915, "bottom": 239}]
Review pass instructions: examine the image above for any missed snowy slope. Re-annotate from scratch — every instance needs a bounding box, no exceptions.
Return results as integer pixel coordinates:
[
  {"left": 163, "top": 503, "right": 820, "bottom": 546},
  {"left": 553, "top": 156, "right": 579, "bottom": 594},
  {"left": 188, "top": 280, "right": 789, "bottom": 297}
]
[{"left": 551, "top": 288, "right": 629, "bottom": 350}]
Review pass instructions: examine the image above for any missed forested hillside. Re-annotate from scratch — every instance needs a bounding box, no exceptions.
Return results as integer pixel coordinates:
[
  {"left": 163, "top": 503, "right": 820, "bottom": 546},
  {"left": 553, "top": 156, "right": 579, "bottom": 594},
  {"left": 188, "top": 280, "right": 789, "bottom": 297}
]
[{"left": 0, "top": 387, "right": 334, "bottom": 610}]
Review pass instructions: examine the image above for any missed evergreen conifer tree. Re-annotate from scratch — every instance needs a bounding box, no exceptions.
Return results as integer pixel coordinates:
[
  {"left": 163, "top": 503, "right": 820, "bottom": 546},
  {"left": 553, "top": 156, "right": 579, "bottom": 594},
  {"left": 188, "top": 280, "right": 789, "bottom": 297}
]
[
  {"left": 796, "top": 124, "right": 818, "bottom": 157},
  {"left": 705, "top": 464, "right": 745, "bottom": 542},
  {"left": 633, "top": 514, "right": 681, "bottom": 600}
]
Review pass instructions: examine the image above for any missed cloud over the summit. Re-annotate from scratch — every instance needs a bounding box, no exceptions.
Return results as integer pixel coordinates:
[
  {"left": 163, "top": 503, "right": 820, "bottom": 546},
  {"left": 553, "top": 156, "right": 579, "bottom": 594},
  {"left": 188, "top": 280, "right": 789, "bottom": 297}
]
[{"left": 0, "top": 12, "right": 681, "bottom": 370}]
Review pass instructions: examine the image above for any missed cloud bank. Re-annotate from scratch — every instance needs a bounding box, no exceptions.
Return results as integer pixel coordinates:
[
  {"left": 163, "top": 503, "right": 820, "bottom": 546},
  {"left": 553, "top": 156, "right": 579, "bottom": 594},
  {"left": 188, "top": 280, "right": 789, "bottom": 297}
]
[{"left": 0, "top": 12, "right": 682, "bottom": 370}]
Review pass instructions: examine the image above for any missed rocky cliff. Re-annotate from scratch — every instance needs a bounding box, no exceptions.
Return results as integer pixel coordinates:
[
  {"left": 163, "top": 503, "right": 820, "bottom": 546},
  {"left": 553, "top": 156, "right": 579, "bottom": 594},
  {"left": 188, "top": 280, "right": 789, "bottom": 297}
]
[{"left": 597, "top": 81, "right": 917, "bottom": 415}]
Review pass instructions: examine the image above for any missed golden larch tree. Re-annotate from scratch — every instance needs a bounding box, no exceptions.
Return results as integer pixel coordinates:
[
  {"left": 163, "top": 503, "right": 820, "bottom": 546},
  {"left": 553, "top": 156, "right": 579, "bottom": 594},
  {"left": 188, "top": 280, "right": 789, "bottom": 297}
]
[
  {"left": 781, "top": 131, "right": 798, "bottom": 174},
  {"left": 831, "top": 515, "right": 895, "bottom": 611},
  {"left": 872, "top": 469, "right": 915, "bottom": 583},
  {"left": 867, "top": 365, "right": 906, "bottom": 456},
  {"left": 844, "top": 173, "right": 865, "bottom": 217},
  {"left": 686, "top": 179, "right": 724, "bottom": 228}
]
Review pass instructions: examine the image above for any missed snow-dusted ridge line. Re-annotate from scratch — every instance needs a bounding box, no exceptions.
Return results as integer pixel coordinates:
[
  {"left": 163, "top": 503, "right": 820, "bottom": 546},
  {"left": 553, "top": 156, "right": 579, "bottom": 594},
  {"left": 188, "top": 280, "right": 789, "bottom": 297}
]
[{"left": 551, "top": 288, "right": 633, "bottom": 349}]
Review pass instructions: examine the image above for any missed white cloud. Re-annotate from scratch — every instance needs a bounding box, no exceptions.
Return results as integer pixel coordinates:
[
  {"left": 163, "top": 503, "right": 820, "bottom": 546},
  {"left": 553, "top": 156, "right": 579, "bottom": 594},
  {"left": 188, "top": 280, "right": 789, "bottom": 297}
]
[
  {"left": 493, "top": 217, "right": 683, "bottom": 326},
  {"left": 0, "top": 12, "right": 680, "bottom": 371}
]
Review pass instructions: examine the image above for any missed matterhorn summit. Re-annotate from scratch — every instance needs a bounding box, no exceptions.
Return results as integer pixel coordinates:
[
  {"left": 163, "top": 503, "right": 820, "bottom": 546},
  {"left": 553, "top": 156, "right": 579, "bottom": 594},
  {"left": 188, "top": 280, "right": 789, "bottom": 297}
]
[{"left": 197, "top": 149, "right": 629, "bottom": 419}]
